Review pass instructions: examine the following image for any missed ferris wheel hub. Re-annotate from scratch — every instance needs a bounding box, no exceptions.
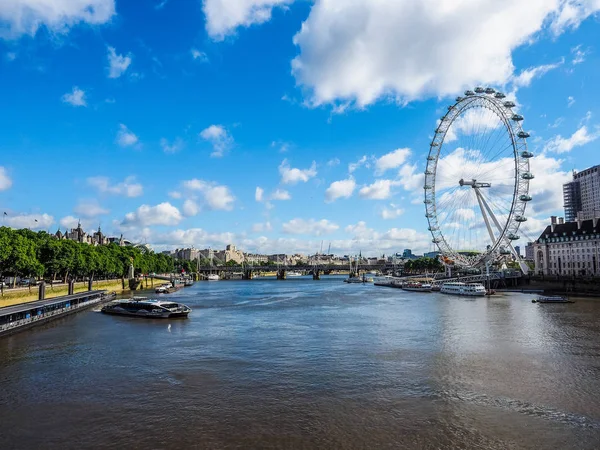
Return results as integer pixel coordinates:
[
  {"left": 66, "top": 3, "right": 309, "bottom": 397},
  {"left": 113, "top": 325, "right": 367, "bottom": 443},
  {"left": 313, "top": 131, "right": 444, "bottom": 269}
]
[{"left": 458, "top": 178, "right": 491, "bottom": 188}]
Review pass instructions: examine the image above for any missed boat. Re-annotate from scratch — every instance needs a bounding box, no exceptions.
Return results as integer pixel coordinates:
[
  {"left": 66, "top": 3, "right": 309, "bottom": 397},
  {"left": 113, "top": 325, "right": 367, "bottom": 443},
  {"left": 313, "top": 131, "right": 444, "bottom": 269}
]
[
  {"left": 287, "top": 271, "right": 303, "bottom": 277},
  {"left": 440, "top": 282, "right": 486, "bottom": 297},
  {"left": 344, "top": 276, "right": 365, "bottom": 284},
  {"left": 374, "top": 276, "right": 403, "bottom": 288},
  {"left": 184, "top": 279, "right": 194, "bottom": 287},
  {"left": 155, "top": 283, "right": 172, "bottom": 294},
  {"left": 207, "top": 274, "right": 220, "bottom": 281},
  {"left": 532, "top": 296, "right": 574, "bottom": 304},
  {"left": 101, "top": 297, "right": 191, "bottom": 318},
  {"left": 402, "top": 282, "right": 432, "bottom": 292}
]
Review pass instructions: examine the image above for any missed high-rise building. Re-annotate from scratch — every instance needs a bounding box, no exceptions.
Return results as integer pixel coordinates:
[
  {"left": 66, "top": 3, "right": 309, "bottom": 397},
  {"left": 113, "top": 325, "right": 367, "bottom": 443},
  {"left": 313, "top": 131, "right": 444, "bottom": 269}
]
[{"left": 563, "top": 165, "right": 600, "bottom": 221}]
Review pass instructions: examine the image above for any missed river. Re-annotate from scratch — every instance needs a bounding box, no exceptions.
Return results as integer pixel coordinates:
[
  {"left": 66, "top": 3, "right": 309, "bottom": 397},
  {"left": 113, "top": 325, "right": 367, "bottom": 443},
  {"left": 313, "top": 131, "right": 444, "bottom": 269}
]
[{"left": 1, "top": 276, "right": 600, "bottom": 449}]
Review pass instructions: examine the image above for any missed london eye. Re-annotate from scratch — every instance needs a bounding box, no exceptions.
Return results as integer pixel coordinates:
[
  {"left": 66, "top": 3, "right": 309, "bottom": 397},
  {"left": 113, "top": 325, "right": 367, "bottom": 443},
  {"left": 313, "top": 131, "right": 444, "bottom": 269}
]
[{"left": 424, "top": 87, "right": 533, "bottom": 272}]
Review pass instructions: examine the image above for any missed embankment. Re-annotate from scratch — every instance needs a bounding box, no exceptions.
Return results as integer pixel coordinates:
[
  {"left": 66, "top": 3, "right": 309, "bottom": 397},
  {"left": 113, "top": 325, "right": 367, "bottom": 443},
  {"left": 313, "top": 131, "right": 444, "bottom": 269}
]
[{"left": 0, "top": 279, "right": 126, "bottom": 308}]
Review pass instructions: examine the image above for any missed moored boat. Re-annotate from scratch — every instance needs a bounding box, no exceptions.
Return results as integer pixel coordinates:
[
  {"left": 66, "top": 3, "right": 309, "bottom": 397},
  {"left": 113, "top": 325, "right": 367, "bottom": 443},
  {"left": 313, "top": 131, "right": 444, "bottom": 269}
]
[
  {"left": 207, "top": 274, "right": 220, "bottom": 281},
  {"left": 532, "top": 296, "right": 574, "bottom": 304},
  {"left": 440, "top": 282, "right": 486, "bottom": 297},
  {"left": 101, "top": 298, "right": 191, "bottom": 318},
  {"left": 402, "top": 282, "right": 432, "bottom": 292},
  {"left": 287, "top": 271, "right": 302, "bottom": 277}
]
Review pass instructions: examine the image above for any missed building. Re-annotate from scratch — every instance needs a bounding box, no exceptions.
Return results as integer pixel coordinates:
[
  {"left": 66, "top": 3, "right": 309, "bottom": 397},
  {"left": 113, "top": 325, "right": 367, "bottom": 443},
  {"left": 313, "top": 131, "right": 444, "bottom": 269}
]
[
  {"left": 174, "top": 248, "right": 200, "bottom": 261},
  {"left": 563, "top": 165, "right": 600, "bottom": 221},
  {"left": 57, "top": 222, "right": 109, "bottom": 246},
  {"left": 402, "top": 249, "right": 413, "bottom": 258},
  {"left": 525, "top": 242, "right": 534, "bottom": 261},
  {"left": 533, "top": 216, "right": 600, "bottom": 276},
  {"left": 424, "top": 251, "right": 440, "bottom": 259},
  {"left": 514, "top": 246, "right": 521, "bottom": 257}
]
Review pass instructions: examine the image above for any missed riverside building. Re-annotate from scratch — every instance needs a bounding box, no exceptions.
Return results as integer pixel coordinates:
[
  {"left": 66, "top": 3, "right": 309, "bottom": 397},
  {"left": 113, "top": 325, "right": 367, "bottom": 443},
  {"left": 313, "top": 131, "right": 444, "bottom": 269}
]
[{"left": 533, "top": 216, "right": 600, "bottom": 276}]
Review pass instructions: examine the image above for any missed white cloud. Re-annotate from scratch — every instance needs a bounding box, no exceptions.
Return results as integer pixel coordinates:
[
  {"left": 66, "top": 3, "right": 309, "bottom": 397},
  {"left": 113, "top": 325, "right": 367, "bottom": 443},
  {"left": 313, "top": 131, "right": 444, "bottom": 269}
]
[
  {"left": 0, "top": 167, "right": 12, "bottom": 191},
  {"left": 4, "top": 213, "right": 53, "bottom": 230},
  {"left": 348, "top": 155, "right": 368, "bottom": 173},
  {"left": 182, "top": 199, "right": 200, "bottom": 217},
  {"left": 325, "top": 178, "right": 355, "bottom": 202},
  {"left": 252, "top": 221, "right": 272, "bottom": 233},
  {"left": 544, "top": 125, "right": 600, "bottom": 154},
  {"left": 345, "top": 221, "right": 379, "bottom": 239},
  {"left": 107, "top": 46, "right": 132, "bottom": 79},
  {"left": 0, "top": 0, "right": 115, "bottom": 38},
  {"left": 116, "top": 124, "right": 139, "bottom": 147},
  {"left": 358, "top": 179, "right": 398, "bottom": 200},
  {"left": 255, "top": 186, "right": 264, "bottom": 202},
  {"left": 571, "top": 44, "right": 589, "bottom": 65},
  {"left": 183, "top": 179, "right": 235, "bottom": 211},
  {"left": 169, "top": 191, "right": 182, "bottom": 199},
  {"left": 87, "top": 176, "right": 143, "bottom": 197},
  {"left": 191, "top": 48, "right": 208, "bottom": 62},
  {"left": 282, "top": 218, "right": 339, "bottom": 236},
  {"left": 270, "top": 189, "right": 291, "bottom": 201},
  {"left": 202, "top": 0, "right": 293, "bottom": 40},
  {"left": 511, "top": 60, "right": 563, "bottom": 88},
  {"left": 6, "top": 52, "right": 16, "bottom": 61},
  {"left": 200, "top": 124, "right": 233, "bottom": 157},
  {"left": 59, "top": 216, "right": 94, "bottom": 230},
  {"left": 327, "top": 157, "right": 340, "bottom": 167},
  {"left": 380, "top": 204, "right": 404, "bottom": 220},
  {"left": 122, "top": 202, "right": 182, "bottom": 227},
  {"left": 567, "top": 96, "right": 575, "bottom": 107},
  {"left": 397, "top": 163, "right": 424, "bottom": 191},
  {"left": 291, "top": 0, "right": 600, "bottom": 108},
  {"left": 61, "top": 86, "right": 87, "bottom": 107},
  {"left": 74, "top": 200, "right": 109, "bottom": 218},
  {"left": 160, "top": 137, "right": 184, "bottom": 153},
  {"left": 279, "top": 159, "right": 317, "bottom": 184},
  {"left": 375, "top": 148, "right": 411, "bottom": 174}
]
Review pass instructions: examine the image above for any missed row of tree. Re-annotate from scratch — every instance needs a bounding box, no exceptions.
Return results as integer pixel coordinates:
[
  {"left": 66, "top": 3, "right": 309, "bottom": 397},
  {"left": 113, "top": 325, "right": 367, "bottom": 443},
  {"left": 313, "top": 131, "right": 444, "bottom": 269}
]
[
  {"left": 402, "top": 257, "right": 444, "bottom": 274},
  {"left": 0, "top": 227, "right": 176, "bottom": 284}
]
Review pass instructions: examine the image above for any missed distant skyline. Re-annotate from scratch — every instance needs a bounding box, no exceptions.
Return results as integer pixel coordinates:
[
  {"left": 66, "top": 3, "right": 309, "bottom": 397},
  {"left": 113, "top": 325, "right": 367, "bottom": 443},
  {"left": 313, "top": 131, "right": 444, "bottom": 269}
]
[{"left": 1, "top": 1, "right": 600, "bottom": 256}]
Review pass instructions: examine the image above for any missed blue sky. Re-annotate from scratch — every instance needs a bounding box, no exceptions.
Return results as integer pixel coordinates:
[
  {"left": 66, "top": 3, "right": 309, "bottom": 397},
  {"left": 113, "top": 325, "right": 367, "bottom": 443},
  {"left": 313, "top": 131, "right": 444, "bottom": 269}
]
[{"left": 0, "top": 1, "right": 599, "bottom": 256}]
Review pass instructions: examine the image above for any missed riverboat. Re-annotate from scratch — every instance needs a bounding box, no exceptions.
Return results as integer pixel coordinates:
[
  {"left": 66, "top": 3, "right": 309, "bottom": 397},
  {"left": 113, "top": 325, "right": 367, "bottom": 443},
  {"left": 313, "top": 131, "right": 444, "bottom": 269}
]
[
  {"left": 207, "top": 274, "right": 220, "bottom": 281},
  {"left": 344, "top": 276, "right": 365, "bottom": 284},
  {"left": 440, "top": 282, "right": 486, "bottom": 297},
  {"left": 101, "top": 297, "right": 191, "bottom": 318},
  {"left": 373, "top": 276, "right": 403, "bottom": 288},
  {"left": 184, "top": 279, "right": 194, "bottom": 287},
  {"left": 287, "top": 271, "right": 302, "bottom": 277},
  {"left": 532, "top": 296, "right": 574, "bottom": 304},
  {"left": 402, "top": 282, "right": 432, "bottom": 292}
]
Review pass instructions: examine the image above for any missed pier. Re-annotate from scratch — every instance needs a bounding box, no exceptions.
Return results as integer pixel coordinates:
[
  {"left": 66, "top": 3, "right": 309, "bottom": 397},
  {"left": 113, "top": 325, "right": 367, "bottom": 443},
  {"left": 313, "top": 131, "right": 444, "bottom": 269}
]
[{"left": 0, "top": 290, "right": 116, "bottom": 337}]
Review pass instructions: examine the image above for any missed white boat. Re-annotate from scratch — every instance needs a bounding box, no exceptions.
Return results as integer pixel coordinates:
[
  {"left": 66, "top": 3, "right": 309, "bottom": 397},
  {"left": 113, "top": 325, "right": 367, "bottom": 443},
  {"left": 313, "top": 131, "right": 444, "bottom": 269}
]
[
  {"left": 440, "top": 282, "right": 486, "bottom": 297},
  {"left": 344, "top": 276, "right": 365, "bottom": 284},
  {"left": 155, "top": 283, "right": 172, "bottom": 294},
  {"left": 402, "top": 282, "right": 432, "bottom": 292},
  {"left": 101, "top": 298, "right": 191, "bottom": 318},
  {"left": 207, "top": 274, "right": 220, "bottom": 281},
  {"left": 287, "top": 271, "right": 302, "bottom": 277}
]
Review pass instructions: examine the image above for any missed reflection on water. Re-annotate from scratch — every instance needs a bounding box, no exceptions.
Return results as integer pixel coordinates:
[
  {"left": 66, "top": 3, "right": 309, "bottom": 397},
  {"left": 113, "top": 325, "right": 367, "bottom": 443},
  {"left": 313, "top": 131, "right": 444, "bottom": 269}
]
[{"left": 1, "top": 277, "right": 600, "bottom": 449}]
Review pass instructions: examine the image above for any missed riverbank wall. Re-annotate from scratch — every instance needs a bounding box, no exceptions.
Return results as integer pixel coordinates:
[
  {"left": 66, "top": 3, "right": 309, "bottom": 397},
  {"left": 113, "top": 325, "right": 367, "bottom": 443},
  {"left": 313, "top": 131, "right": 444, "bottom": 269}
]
[
  {"left": 528, "top": 277, "right": 600, "bottom": 297},
  {"left": 0, "top": 279, "right": 126, "bottom": 308}
]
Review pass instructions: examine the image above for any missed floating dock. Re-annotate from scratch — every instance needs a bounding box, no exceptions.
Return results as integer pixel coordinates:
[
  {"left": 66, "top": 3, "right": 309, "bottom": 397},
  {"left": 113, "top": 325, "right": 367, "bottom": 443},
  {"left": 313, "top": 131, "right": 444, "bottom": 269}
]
[{"left": 0, "top": 290, "right": 116, "bottom": 337}]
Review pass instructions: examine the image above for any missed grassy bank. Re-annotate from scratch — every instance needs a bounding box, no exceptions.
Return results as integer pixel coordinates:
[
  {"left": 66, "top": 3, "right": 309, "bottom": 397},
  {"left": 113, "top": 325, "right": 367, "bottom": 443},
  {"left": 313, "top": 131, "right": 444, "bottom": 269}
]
[{"left": 0, "top": 279, "right": 127, "bottom": 308}]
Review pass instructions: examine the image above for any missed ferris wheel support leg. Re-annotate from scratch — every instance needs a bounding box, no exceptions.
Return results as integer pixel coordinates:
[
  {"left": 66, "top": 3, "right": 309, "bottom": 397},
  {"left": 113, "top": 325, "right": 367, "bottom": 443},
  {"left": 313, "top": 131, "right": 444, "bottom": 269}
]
[
  {"left": 477, "top": 189, "right": 530, "bottom": 275},
  {"left": 474, "top": 188, "right": 497, "bottom": 245}
]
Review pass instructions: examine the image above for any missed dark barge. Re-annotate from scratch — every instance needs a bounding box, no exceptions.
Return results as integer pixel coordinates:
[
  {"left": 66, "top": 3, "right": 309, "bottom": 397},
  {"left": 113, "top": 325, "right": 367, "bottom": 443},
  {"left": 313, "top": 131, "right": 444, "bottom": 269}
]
[{"left": 0, "top": 290, "right": 116, "bottom": 337}]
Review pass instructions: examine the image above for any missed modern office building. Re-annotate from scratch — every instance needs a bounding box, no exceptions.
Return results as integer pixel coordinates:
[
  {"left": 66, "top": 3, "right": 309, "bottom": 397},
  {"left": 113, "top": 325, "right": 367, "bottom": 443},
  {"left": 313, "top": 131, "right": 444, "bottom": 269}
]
[{"left": 563, "top": 165, "right": 600, "bottom": 221}]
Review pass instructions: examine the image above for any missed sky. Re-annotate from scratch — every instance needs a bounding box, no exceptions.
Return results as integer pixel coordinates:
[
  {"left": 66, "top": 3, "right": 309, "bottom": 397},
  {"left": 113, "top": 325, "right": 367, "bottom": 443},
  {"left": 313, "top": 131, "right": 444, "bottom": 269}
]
[{"left": 0, "top": 0, "right": 599, "bottom": 257}]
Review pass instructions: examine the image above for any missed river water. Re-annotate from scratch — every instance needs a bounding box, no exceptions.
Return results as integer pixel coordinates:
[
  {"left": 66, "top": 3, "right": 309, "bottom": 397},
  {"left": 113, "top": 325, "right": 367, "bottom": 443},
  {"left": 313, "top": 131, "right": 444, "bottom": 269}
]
[{"left": 1, "top": 276, "right": 600, "bottom": 449}]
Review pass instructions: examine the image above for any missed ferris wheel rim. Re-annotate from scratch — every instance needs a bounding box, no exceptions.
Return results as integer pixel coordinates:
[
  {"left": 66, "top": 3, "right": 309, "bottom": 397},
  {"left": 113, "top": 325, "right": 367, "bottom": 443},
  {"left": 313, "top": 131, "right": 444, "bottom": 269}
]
[{"left": 424, "top": 90, "right": 531, "bottom": 268}]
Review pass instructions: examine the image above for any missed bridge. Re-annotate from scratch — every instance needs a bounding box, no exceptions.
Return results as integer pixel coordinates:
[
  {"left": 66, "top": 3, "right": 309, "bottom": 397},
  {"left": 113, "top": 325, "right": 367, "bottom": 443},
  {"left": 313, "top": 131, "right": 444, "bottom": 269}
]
[{"left": 194, "top": 263, "right": 393, "bottom": 280}]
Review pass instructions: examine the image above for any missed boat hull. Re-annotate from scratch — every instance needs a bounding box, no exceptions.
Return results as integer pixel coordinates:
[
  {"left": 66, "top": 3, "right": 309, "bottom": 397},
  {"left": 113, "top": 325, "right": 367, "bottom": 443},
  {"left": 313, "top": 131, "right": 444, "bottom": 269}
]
[
  {"left": 402, "top": 287, "right": 432, "bottom": 292},
  {"left": 101, "top": 309, "right": 190, "bottom": 319}
]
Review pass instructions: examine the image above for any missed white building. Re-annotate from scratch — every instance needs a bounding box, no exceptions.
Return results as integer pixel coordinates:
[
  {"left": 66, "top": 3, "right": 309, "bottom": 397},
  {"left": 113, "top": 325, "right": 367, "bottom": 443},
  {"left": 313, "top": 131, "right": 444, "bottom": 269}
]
[{"left": 534, "top": 216, "right": 600, "bottom": 276}]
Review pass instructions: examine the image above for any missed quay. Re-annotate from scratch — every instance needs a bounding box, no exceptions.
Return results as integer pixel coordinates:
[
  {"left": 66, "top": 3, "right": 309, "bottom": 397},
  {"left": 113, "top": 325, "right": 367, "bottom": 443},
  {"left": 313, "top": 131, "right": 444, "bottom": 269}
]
[{"left": 0, "top": 290, "right": 116, "bottom": 337}]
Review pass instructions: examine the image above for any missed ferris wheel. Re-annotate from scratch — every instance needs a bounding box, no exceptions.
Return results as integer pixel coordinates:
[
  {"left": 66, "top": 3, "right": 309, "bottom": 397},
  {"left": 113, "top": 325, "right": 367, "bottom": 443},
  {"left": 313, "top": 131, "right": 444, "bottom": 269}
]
[{"left": 424, "top": 87, "right": 533, "bottom": 272}]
